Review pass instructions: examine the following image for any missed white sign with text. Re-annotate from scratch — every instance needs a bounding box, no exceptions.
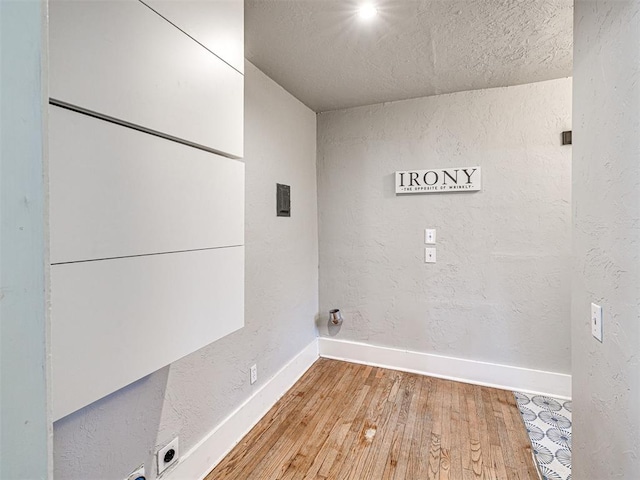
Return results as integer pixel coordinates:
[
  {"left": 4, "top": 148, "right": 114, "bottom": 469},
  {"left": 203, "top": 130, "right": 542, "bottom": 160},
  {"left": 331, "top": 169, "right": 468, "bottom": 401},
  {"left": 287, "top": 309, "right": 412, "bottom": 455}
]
[{"left": 395, "top": 166, "right": 481, "bottom": 194}]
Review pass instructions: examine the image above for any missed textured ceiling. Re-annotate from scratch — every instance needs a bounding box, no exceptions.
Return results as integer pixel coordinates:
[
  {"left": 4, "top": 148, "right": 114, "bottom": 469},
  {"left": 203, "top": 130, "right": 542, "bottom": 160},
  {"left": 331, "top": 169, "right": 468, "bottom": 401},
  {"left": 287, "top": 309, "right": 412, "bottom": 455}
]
[{"left": 245, "top": 0, "right": 573, "bottom": 112}]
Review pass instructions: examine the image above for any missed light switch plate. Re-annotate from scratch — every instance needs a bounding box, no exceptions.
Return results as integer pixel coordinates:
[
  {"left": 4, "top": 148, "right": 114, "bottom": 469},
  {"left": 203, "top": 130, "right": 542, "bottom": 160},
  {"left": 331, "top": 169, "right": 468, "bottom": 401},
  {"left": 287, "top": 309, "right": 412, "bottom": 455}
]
[
  {"left": 425, "top": 229, "right": 436, "bottom": 244},
  {"left": 591, "top": 303, "right": 603, "bottom": 342},
  {"left": 425, "top": 247, "right": 436, "bottom": 263}
]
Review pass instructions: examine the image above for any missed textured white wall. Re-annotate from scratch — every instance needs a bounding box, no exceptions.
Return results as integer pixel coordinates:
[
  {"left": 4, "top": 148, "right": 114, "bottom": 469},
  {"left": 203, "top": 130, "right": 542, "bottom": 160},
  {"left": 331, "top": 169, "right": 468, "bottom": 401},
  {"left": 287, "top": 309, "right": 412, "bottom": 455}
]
[
  {"left": 572, "top": 0, "right": 640, "bottom": 477},
  {"left": 317, "top": 78, "right": 572, "bottom": 374},
  {"left": 53, "top": 62, "right": 318, "bottom": 480},
  {"left": 0, "top": 1, "right": 51, "bottom": 478}
]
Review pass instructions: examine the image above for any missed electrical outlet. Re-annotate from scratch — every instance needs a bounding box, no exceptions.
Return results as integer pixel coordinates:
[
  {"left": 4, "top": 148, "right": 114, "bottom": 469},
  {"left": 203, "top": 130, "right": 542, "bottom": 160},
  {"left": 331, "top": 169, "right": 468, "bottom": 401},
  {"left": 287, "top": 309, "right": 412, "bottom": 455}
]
[
  {"left": 425, "top": 247, "right": 436, "bottom": 263},
  {"left": 425, "top": 228, "right": 436, "bottom": 244},
  {"left": 125, "top": 465, "right": 145, "bottom": 480},
  {"left": 250, "top": 364, "right": 258, "bottom": 384},
  {"left": 591, "top": 303, "right": 603, "bottom": 342},
  {"left": 157, "top": 437, "right": 179, "bottom": 476}
]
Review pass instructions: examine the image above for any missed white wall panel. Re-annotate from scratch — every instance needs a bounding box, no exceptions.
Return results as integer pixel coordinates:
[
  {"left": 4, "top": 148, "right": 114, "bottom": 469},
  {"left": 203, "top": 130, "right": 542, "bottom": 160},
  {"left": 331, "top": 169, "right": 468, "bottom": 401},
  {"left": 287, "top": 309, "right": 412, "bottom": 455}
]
[
  {"left": 49, "top": 0, "right": 243, "bottom": 158},
  {"left": 0, "top": 3, "right": 49, "bottom": 477},
  {"left": 49, "top": 106, "right": 244, "bottom": 264},
  {"left": 142, "top": 0, "right": 244, "bottom": 73},
  {"left": 51, "top": 246, "right": 244, "bottom": 421}
]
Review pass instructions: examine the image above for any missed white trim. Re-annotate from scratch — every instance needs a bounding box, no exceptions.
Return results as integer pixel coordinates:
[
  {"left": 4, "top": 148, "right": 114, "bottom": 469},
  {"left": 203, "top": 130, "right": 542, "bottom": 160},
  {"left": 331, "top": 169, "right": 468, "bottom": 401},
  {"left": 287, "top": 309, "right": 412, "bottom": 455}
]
[
  {"left": 318, "top": 338, "right": 571, "bottom": 400},
  {"left": 165, "top": 339, "right": 319, "bottom": 480},
  {"left": 166, "top": 336, "right": 570, "bottom": 479}
]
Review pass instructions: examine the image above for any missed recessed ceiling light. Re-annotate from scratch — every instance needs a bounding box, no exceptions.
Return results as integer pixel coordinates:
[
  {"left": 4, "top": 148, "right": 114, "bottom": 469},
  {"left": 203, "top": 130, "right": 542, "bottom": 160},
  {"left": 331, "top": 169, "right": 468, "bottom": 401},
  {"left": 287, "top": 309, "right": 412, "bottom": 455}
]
[{"left": 358, "top": 4, "right": 378, "bottom": 20}]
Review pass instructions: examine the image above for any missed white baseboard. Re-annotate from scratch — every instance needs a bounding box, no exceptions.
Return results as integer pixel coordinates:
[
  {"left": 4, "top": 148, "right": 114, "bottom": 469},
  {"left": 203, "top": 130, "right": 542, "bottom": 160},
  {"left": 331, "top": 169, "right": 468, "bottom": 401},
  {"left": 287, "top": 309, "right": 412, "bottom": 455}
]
[
  {"left": 318, "top": 338, "right": 571, "bottom": 400},
  {"left": 166, "top": 339, "right": 319, "bottom": 480},
  {"left": 166, "top": 336, "right": 570, "bottom": 479}
]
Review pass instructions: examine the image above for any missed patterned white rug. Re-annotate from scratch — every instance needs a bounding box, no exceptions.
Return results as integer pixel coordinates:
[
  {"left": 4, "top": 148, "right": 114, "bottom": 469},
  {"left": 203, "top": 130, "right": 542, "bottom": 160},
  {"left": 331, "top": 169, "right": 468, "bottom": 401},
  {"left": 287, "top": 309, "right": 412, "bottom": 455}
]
[{"left": 514, "top": 392, "right": 572, "bottom": 480}]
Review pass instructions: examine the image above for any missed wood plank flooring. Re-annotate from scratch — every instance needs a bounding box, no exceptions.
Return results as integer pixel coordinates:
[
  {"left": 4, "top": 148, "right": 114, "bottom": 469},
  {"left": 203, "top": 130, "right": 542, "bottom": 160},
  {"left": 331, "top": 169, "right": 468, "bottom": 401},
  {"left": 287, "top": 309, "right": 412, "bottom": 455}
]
[{"left": 206, "top": 358, "right": 539, "bottom": 480}]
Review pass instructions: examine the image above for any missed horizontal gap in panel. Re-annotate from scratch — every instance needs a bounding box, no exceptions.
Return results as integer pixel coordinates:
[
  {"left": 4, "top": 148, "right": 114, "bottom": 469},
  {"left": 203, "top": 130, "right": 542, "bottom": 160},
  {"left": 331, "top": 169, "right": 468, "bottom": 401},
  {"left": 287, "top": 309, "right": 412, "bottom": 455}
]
[
  {"left": 51, "top": 244, "right": 244, "bottom": 266},
  {"left": 49, "top": 98, "right": 243, "bottom": 161},
  {"left": 138, "top": 0, "right": 243, "bottom": 76}
]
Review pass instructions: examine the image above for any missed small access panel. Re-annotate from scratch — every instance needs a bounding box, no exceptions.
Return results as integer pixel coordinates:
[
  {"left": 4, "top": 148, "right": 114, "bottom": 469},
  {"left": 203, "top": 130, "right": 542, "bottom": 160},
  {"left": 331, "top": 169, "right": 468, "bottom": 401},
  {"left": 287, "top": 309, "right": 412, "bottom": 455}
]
[{"left": 277, "top": 183, "right": 291, "bottom": 217}]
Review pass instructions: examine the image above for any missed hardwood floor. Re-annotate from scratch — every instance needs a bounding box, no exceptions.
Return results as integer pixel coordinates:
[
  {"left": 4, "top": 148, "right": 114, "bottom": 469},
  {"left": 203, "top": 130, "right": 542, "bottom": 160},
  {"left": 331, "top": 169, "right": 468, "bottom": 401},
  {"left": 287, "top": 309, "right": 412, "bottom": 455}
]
[{"left": 206, "top": 358, "right": 539, "bottom": 479}]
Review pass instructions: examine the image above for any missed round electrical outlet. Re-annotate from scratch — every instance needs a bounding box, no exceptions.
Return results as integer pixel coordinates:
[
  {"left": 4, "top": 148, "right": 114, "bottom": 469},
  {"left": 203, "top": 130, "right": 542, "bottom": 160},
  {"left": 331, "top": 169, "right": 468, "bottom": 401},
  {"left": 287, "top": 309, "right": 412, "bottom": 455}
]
[
  {"left": 164, "top": 448, "right": 175, "bottom": 464},
  {"left": 157, "top": 437, "right": 179, "bottom": 474},
  {"left": 125, "top": 465, "right": 145, "bottom": 480}
]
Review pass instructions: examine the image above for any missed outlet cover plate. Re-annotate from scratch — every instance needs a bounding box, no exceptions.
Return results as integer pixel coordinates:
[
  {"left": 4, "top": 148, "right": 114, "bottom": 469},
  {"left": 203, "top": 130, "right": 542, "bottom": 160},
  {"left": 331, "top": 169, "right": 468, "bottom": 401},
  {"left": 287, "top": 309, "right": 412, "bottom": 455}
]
[
  {"left": 250, "top": 364, "right": 257, "bottom": 384},
  {"left": 591, "top": 303, "right": 603, "bottom": 342},
  {"left": 125, "top": 465, "right": 145, "bottom": 480},
  {"left": 425, "top": 247, "right": 436, "bottom": 263},
  {"left": 157, "top": 437, "right": 179, "bottom": 476},
  {"left": 425, "top": 229, "right": 436, "bottom": 244}
]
